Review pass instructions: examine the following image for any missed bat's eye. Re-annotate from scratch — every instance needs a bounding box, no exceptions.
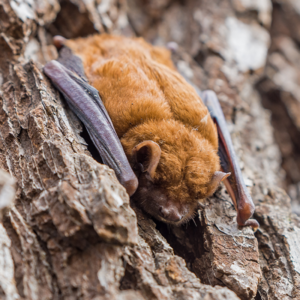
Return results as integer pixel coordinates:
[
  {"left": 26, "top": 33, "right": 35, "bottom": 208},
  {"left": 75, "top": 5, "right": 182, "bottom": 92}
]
[{"left": 195, "top": 192, "right": 202, "bottom": 200}]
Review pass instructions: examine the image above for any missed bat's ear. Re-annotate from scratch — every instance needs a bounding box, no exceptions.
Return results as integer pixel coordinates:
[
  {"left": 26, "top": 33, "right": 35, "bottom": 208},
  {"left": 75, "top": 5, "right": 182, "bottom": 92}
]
[
  {"left": 132, "top": 141, "right": 161, "bottom": 180},
  {"left": 207, "top": 171, "right": 230, "bottom": 196}
]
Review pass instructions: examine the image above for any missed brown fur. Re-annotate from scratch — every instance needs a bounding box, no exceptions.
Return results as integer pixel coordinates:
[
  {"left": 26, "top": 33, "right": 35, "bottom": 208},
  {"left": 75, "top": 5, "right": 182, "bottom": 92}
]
[{"left": 66, "top": 34, "right": 221, "bottom": 224}]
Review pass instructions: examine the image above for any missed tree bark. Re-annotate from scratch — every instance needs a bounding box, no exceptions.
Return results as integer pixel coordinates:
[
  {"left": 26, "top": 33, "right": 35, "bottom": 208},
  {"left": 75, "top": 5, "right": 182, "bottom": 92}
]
[{"left": 0, "top": 0, "right": 299, "bottom": 299}]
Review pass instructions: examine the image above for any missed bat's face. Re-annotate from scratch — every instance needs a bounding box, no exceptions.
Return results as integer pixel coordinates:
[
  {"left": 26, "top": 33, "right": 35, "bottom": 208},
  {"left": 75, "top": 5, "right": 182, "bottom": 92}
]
[
  {"left": 130, "top": 143, "right": 229, "bottom": 225},
  {"left": 123, "top": 121, "right": 229, "bottom": 225},
  {"left": 131, "top": 172, "right": 200, "bottom": 225}
]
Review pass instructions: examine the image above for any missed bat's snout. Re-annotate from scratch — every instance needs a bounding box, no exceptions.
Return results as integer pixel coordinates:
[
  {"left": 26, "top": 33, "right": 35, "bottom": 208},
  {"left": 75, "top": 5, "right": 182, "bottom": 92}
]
[{"left": 158, "top": 205, "right": 182, "bottom": 223}]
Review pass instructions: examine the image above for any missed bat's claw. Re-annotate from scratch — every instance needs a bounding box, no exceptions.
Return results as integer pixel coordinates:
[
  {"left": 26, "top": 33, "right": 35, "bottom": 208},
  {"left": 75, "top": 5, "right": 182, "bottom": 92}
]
[
  {"left": 239, "top": 218, "right": 260, "bottom": 231},
  {"left": 122, "top": 177, "right": 139, "bottom": 197},
  {"left": 53, "top": 35, "right": 67, "bottom": 50}
]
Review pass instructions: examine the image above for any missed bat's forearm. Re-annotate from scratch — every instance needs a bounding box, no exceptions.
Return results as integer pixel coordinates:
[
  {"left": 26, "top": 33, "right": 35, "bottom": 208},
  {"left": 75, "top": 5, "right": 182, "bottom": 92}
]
[
  {"left": 44, "top": 60, "right": 138, "bottom": 196},
  {"left": 201, "top": 90, "right": 259, "bottom": 229}
]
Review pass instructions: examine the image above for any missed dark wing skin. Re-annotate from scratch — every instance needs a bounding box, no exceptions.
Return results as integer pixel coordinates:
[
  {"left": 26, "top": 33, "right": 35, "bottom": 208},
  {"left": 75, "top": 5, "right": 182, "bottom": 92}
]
[
  {"left": 44, "top": 46, "right": 138, "bottom": 196},
  {"left": 200, "top": 90, "right": 259, "bottom": 229}
]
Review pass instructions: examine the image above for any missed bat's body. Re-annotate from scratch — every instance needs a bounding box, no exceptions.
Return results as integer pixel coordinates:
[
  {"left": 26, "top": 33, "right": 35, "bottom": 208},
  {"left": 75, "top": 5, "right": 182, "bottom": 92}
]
[{"left": 44, "top": 34, "right": 258, "bottom": 228}]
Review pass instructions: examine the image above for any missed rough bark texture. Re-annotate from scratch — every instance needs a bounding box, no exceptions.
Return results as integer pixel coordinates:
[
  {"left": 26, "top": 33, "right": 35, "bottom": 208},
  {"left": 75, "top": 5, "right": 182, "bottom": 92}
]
[
  {"left": 256, "top": 0, "right": 300, "bottom": 214},
  {"left": 0, "top": 0, "right": 299, "bottom": 299}
]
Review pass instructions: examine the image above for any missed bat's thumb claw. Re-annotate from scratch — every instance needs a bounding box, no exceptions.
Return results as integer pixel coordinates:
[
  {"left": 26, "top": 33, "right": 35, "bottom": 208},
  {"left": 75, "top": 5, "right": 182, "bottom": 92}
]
[
  {"left": 53, "top": 35, "right": 67, "bottom": 50},
  {"left": 245, "top": 219, "right": 260, "bottom": 231},
  {"left": 122, "top": 177, "right": 139, "bottom": 197},
  {"left": 237, "top": 217, "right": 260, "bottom": 231}
]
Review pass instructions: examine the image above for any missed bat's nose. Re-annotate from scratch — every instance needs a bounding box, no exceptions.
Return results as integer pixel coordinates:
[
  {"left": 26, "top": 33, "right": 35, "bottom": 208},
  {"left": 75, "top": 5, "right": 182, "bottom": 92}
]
[{"left": 159, "top": 206, "right": 182, "bottom": 222}]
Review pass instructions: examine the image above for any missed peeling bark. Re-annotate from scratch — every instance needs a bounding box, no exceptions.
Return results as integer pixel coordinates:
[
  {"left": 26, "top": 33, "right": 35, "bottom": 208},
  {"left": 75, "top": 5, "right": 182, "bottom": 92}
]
[{"left": 0, "top": 0, "right": 300, "bottom": 299}]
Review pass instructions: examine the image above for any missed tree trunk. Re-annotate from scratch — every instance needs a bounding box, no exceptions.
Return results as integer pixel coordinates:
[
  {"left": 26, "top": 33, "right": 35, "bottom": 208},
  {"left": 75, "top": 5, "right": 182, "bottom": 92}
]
[{"left": 0, "top": 0, "right": 299, "bottom": 299}]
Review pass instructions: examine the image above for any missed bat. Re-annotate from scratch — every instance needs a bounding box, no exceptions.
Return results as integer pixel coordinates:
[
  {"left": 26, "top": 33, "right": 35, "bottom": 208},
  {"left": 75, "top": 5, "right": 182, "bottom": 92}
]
[{"left": 44, "top": 34, "right": 259, "bottom": 229}]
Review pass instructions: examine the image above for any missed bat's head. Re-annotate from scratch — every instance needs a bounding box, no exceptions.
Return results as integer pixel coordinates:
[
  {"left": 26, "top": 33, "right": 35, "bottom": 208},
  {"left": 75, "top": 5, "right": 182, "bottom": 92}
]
[{"left": 122, "top": 120, "right": 229, "bottom": 225}]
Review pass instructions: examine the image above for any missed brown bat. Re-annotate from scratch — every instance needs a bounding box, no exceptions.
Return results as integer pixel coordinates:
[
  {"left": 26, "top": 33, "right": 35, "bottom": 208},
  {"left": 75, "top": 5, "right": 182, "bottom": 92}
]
[{"left": 44, "top": 34, "right": 259, "bottom": 229}]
